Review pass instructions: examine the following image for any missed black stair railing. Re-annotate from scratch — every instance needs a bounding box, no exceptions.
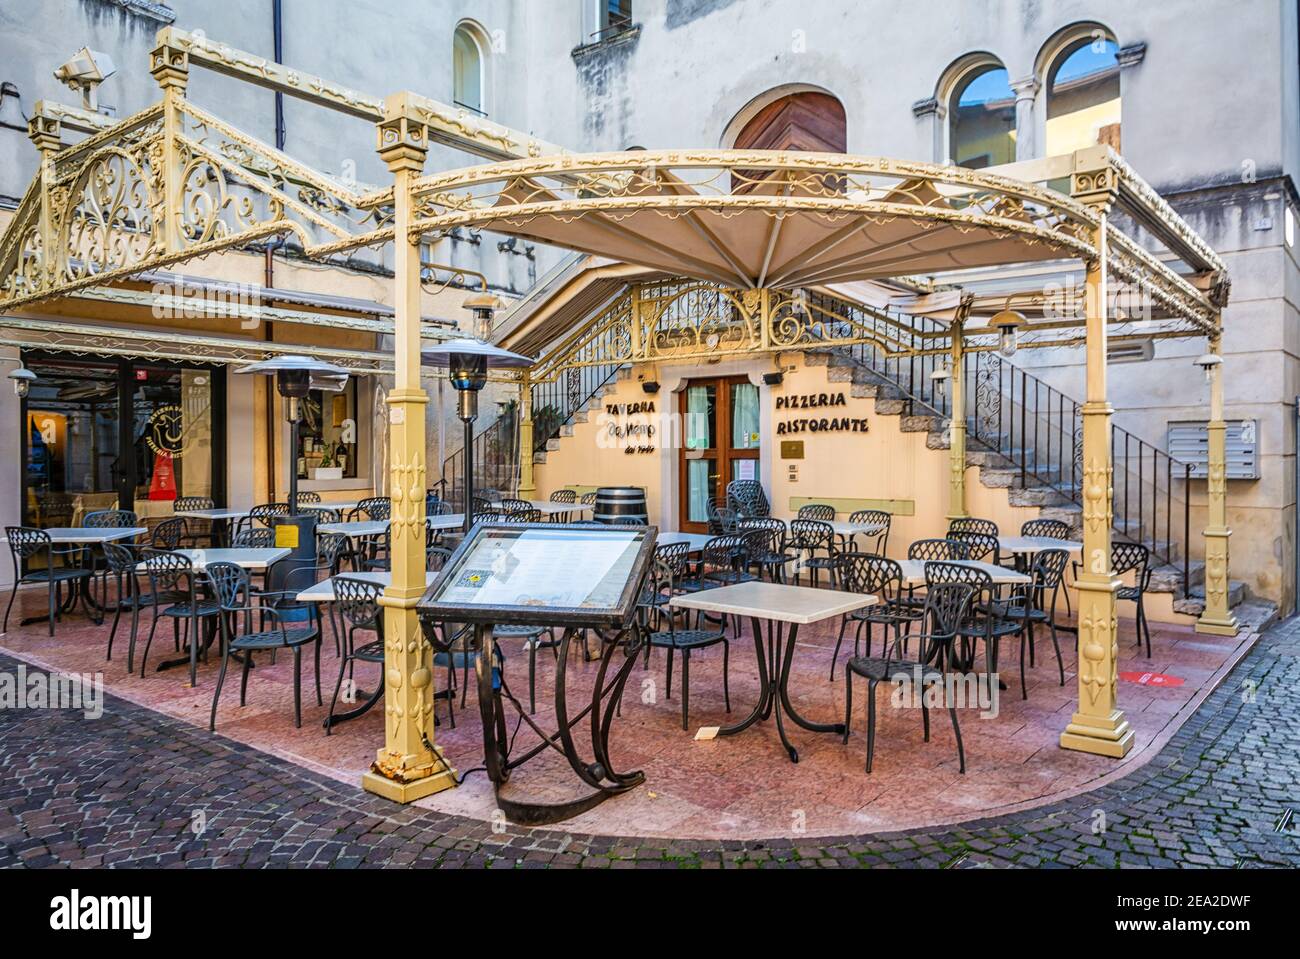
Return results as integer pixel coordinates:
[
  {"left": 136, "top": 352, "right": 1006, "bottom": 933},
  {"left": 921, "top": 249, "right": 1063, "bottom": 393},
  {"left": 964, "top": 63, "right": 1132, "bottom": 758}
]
[
  {"left": 440, "top": 405, "right": 520, "bottom": 500},
  {"left": 807, "top": 288, "right": 1191, "bottom": 591}
]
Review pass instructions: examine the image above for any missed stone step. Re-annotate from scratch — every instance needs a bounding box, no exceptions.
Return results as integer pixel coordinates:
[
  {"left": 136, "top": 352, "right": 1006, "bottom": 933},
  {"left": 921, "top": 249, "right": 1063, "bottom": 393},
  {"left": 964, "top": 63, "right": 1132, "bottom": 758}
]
[{"left": 899, "top": 414, "right": 938, "bottom": 433}]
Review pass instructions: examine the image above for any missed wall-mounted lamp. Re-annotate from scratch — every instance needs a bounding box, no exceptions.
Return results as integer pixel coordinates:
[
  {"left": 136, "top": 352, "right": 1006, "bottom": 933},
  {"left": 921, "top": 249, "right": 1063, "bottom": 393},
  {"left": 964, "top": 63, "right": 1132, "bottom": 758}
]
[
  {"left": 7, "top": 364, "right": 35, "bottom": 398},
  {"left": 641, "top": 380, "right": 661, "bottom": 394},
  {"left": 988, "top": 308, "right": 1027, "bottom": 358},
  {"left": 761, "top": 371, "right": 785, "bottom": 386},
  {"left": 1193, "top": 352, "right": 1223, "bottom": 384},
  {"left": 929, "top": 364, "right": 950, "bottom": 398}
]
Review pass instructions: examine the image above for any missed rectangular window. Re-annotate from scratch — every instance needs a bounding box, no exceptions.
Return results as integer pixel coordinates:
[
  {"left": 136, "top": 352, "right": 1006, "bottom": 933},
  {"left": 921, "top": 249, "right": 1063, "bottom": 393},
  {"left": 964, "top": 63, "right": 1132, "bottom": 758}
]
[
  {"left": 296, "top": 379, "right": 359, "bottom": 480},
  {"left": 597, "top": 0, "right": 633, "bottom": 38}
]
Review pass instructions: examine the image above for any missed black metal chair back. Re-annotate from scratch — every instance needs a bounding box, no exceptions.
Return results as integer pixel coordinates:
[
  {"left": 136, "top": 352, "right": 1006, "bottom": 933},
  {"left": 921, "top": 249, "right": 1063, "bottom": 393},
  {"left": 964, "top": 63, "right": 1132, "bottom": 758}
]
[
  {"left": 836, "top": 552, "right": 905, "bottom": 603},
  {"left": 848, "top": 508, "right": 891, "bottom": 554},
  {"left": 5, "top": 526, "right": 50, "bottom": 561},
  {"left": 232, "top": 526, "right": 275, "bottom": 548},
  {"left": 797, "top": 503, "right": 836, "bottom": 522},
  {"left": 700, "top": 534, "right": 748, "bottom": 585},
  {"left": 501, "top": 498, "right": 534, "bottom": 516},
  {"left": 84, "top": 509, "right": 138, "bottom": 528},
  {"left": 141, "top": 547, "right": 194, "bottom": 596},
  {"left": 471, "top": 495, "right": 495, "bottom": 515},
  {"left": 947, "top": 517, "right": 998, "bottom": 538},
  {"left": 904, "top": 581, "right": 976, "bottom": 666},
  {"left": 579, "top": 491, "right": 597, "bottom": 506},
  {"left": 293, "top": 491, "right": 322, "bottom": 507},
  {"left": 151, "top": 517, "right": 187, "bottom": 549},
  {"left": 427, "top": 545, "right": 453, "bottom": 572},
  {"left": 726, "top": 479, "right": 771, "bottom": 519},
  {"left": 207, "top": 561, "right": 250, "bottom": 612},
  {"left": 1028, "top": 548, "right": 1069, "bottom": 611},
  {"left": 908, "top": 538, "right": 969, "bottom": 561},
  {"left": 429, "top": 500, "right": 455, "bottom": 516},
  {"left": 788, "top": 518, "right": 835, "bottom": 554},
  {"left": 1021, "top": 518, "right": 1071, "bottom": 539},
  {"left": 1112, "top": 541, "right": 1151, "bottom": 585},
  {"left": 549, "top": 489, "right": 577, "bottom": 504},
  {"left": 174, "top": 496, "right": 214, "bottom": 512},
  {"left": 102, "top": 541, "right": 137, "bottom": 575},
  {"left": 950, "top": 531, "right": 999, "bottom": 562},
  {"left": 354, "top": 497, "right": 391, "bottom": 521},
  {"left": 317, "top": 532, "right": 349, "bottom": 573},
  {"left": 502, "top": 508, "right": 542, "bottom": 523},
  {"left": 250, "top": 503, "right": 290, "bottom": 526},
  {"left": 654, "top": 540, "right": 693, "bottom": 580},
  {"left": 335, "top": 576, "right": 384, "bottom": 631},
  {"left": 705, "top": 499, "right": 739, "bottom": 535}
]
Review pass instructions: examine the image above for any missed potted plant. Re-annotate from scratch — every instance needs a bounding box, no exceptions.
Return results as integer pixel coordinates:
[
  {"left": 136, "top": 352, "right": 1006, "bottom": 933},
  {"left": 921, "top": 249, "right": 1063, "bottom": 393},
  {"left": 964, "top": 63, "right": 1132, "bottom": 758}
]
[{"left": 309, "top": 444, "right": 343, "bottom": 480}]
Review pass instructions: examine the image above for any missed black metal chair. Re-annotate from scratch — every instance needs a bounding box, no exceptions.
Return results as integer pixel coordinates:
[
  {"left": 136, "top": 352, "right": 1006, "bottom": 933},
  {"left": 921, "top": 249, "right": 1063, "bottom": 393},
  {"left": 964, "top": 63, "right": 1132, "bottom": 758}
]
[
  {"left": 428, "top": 500, "right": 455, "bottom": 516},
  {"left": 830, "top": 553, "right": 925, "bottom": 679},
  {"left": 787, "top": 518, "right": 838, "bottom": 587},
  {"left": 843, "top": 579, "right": 972, "bottom": 774},
  {"left": 949, "top": 518, "right": 1002, "bottom": 564},
  {"left": 907, "top": 538, "right": 970, "bottom": 562},
  {"left": 500, "top": 497, "right": 533, "bottom": 516},
  {"left": 549, "top": 489, "right": 577, "bottom": 521},
  {"left": 848, "top": 508, "right": 891, "bottom": 556},
  {"left": 207, "top": 560, "right": 323, "bottom": 731},
  {"left": 1113, "top": 541, "right": 1154, "bottom": 657},
  {"left": 797, "top": 503, "right": 836, "bottom": 522},
  {"left": 988, "top": 548, "right": 1070, "bottom": 696},
  {"left": 948, "top": 517, "right": 998, "bottom": 538},
  {"left": 501, "top": 508, "right": 542, "bottom": 524},
  {"left": 2, "top": 527, "right": 95, "bottom": 637},
  {"left": 726, "top": 479, "right": 771, "bottom": 519},
  {"left": 579, "top": 491, "right": 597, "bottom": 507},
  {"left": 136, "top": 548, "right": 220, "bottom": 684},
  {"left": 174, "top": 496, "right": 216, "bottom": 547},
  {"left": 102, "top": 541, "right": 175, "bottom": 669},
  {"left": 925, "top": 561, "right": 1013, "bottom": 683},
  {"left": 738, "top": 518, "right": 791, "bottom": 582},
  {"left": 250, "top": 502, "right": 290, "bottom": 525},
  {"left": 150, "top": 517, "right": 188, "bottom": 550},
  {"left": 353, "top": 497, "right": 392, "bottom": 522},
  {"left": 639, "top": 555, "right": 729, "bottom": 730},
  {"left": 325, "top": 577, "right": 386, "bottom": 733},
  {"left": 292, "top": 491, "right": 322, "bottom": 508}
]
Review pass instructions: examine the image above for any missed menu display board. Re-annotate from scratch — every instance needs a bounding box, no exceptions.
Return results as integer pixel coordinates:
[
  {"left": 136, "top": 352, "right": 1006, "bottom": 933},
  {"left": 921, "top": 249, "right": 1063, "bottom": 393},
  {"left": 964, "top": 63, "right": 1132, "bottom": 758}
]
[{"left": 418, "top": 523, "right": 655, "bottom": 629}]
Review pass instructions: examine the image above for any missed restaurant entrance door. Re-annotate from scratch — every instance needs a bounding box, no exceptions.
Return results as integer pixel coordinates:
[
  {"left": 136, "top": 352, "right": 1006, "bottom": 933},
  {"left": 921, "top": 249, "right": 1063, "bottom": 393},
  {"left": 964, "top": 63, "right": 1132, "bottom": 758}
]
[
  {"left": 677, "top": 376, "right": 761, "bottom": 533},
  {"left": 21, "top": 354, "right": 226, "bottom": 527}
]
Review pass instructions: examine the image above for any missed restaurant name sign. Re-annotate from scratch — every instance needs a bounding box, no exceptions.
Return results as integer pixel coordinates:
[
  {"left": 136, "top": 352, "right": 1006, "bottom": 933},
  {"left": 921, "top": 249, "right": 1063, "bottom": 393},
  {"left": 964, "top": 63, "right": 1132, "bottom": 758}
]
[
  {"left": 774, "top": 391, "right": 867, "bottom": 436},
  {"left": 601, "top": 401, "right": 657, "bottom": 454}
]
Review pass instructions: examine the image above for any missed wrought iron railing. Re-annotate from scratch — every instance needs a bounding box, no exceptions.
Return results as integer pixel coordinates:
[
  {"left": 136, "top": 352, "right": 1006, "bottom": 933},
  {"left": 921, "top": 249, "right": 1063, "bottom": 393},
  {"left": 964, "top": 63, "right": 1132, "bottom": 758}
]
[
  {"left": 530, "top": 361, "right": 625, "bottom": 454},
  {"left": 809, "top": 288, "right": 1191, "bottom": 589},
  {"left": 440, "top": 405, "right": 520, "bottom": 500}
]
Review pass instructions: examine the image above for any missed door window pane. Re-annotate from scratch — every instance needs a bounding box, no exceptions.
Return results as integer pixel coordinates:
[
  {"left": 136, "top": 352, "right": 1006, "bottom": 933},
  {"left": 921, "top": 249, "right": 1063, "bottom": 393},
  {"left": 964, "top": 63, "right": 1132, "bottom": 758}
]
[
  {"left": 685, "top": 385, "right": 716, "bottom": 450},
  {"left": 687, "top": 458, "right": 716, "bottom": 523},
  {"left": 24, "top": 358, "right": 120, "bottom": 527},
  {"left": 731, "top": 382, "right": 760, "bottom": 450}
]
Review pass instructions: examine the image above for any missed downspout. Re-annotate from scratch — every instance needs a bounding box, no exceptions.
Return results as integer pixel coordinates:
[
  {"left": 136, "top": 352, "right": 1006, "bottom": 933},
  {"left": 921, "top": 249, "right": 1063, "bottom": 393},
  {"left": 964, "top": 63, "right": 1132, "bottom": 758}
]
[{"left": 263, "top": 0, "right": 287, "bottom": 501}]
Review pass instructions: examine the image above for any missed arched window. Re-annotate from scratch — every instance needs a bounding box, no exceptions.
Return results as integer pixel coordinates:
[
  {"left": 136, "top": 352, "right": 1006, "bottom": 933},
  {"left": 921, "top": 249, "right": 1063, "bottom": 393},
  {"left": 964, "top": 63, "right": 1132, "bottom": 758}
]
[
  {"left": 948, "top": 64, "right": 1016, "bottom": 169},
  {"left": 453, "top": 24, "right": 484, "bottom": 115},
  {"left": 1045, "top": 33, "right": 1121, "bottom": 155}
]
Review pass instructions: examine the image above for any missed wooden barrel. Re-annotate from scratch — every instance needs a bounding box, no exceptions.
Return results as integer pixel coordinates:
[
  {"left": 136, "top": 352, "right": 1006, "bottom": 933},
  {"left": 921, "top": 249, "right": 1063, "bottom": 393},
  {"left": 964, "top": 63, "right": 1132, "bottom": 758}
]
[{"left": 594, "top": 486, "right": 648, "bottom": 525}]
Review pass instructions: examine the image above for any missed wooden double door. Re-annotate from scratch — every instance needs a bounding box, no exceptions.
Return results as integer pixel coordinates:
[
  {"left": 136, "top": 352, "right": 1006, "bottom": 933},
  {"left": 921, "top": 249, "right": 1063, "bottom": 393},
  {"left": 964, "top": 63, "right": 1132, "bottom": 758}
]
[{"left": 678, "top": 376, "right": 760, "bottom": 532}]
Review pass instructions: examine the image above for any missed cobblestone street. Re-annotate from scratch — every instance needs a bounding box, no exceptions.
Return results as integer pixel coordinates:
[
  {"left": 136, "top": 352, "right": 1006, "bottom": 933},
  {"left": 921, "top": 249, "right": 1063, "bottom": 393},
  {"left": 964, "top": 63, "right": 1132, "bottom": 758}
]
[{"left": 2, "top": 615, "right": 1298, "bottom": 870}]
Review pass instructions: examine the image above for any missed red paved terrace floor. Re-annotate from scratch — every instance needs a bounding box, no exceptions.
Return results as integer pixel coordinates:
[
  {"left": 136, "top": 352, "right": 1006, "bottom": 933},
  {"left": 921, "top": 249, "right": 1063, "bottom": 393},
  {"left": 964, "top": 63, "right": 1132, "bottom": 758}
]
[{"left": 0, "top": 586, "right": 1258, "bottom": 840}]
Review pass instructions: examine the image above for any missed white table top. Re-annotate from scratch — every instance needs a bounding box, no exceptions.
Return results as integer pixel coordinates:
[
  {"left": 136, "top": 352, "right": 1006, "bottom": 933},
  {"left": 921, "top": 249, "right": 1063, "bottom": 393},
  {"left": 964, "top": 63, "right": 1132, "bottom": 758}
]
[
  {"left": 523, "top": 500, "right": 593, "bottom": 516},
  {"left": 296, "top": 570, "right": 439, "bottom": 602},
  {"left": 671, "top": 581, "right": 877, "bottom": 624},
  {"left": 139, "top": 547, "right": 291, "bottom": 571},
  {"left": 998, "top": 535, "right": 1082, "bottom": 555},
  {"left": 2, "top": 526, "right": 148, "bottom": 545},
  {"left": 318, "top": 514, "right": 465, "bottom": 537},
  {"left": 828, "top": 520, "right": 888, "bottom": 537},
  {"left": 174, "top": 508, "right": 250, "bottom": 520},
  {"left": 300, "top": 501, "right": 360, "bottom": 513},
  {"left": 656, "top": 531, "right": 714, "bottom": 552},
  {"left": 897, "top": 559, "right": 1031, "bottom": 588}
]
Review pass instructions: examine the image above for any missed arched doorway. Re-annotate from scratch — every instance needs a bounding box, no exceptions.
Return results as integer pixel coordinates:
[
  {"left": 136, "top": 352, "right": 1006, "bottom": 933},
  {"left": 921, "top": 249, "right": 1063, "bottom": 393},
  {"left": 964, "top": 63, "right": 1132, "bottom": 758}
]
[{"left": 731, "top": 90, "right": 847, "bottom": 153}]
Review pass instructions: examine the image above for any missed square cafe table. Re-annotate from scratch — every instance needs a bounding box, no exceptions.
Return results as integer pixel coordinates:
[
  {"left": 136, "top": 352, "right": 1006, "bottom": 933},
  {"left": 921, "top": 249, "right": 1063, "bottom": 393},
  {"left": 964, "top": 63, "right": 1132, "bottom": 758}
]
[
  {"left": 1, "top": 526, "right": 148, "bottom": 626},
  {"left": 655, "top": 531, "right": 713, "bottom": 552},
  {"left": 671, "top": 581, "right": 877, "bottom": 763}
]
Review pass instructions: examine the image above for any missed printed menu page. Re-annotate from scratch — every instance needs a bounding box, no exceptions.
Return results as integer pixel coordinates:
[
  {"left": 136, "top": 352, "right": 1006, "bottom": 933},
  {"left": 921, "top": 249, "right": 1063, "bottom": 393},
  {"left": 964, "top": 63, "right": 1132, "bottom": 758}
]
[{"left": 437, "top": 527, "right": 644, "bottom": 609}]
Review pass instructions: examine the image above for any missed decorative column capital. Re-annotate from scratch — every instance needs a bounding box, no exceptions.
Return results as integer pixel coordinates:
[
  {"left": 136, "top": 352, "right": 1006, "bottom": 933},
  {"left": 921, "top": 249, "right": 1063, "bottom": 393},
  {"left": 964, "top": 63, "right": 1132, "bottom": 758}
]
[
  {"left": 912, "top": 96, "right": 945, "bottom": 120},
  {"left": 1116, "top": 42, "right": 1147, "bottom": 69},
  {"left": 1071, "top": 164, "right": 1119, "bottom": 214},
  {"left": 26, "top": 114, "right": 62, "bottom": 154},
  {"left": 1009, "top": 75, "right": 1040, "bottom": 101},
  {"left": 377, "top": 94, "right": 431, "bottom": 172},
  {"left": 149, "top": 39, "right": 190, "bottom": 93}
]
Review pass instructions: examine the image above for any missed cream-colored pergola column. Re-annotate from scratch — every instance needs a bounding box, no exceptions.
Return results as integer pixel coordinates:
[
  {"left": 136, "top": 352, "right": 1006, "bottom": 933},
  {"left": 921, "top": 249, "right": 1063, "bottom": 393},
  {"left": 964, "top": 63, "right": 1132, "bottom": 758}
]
[
  {"left": 947, "top": 323, "right": 967, "bottom": 520},
  {"left": 518, "top": 371, "right": 536, "bottom": 494},
  {"left": 150, "top": 36, "right": 189, "bottom": 254},
  {"left": 1060, "top": 164, "right": 1134, "bottom": 759},
  {"left": 1197, "top": 335, "right": 1238, "bottom": 635},
  {"left": 362, "top": 94, "right": 457, "bottom": 802}
]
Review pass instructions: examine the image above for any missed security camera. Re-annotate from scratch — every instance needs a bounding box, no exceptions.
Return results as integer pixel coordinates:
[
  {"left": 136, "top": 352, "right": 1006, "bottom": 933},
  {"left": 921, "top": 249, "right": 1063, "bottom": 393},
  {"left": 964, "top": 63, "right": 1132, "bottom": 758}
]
[{"left": 53, "top": 47, "right": 117, "bottom": 112}]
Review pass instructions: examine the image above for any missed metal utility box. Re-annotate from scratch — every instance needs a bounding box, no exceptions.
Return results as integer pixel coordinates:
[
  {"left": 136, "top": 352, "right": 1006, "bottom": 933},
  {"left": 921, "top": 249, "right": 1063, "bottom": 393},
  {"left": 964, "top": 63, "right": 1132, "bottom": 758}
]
[{"left": 1166, "top": 420, "right": 1260, "bottom": 480}]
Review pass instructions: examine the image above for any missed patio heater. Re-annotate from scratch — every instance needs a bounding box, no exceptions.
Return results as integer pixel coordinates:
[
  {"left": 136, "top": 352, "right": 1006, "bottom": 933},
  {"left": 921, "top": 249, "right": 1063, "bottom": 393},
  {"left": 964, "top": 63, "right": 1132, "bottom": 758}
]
[
  {"left": 233, "top": 355, "right": 351, "bottom": 556},
  {"left": 421, "top": 295, "right": 531, "bottom": 534}
]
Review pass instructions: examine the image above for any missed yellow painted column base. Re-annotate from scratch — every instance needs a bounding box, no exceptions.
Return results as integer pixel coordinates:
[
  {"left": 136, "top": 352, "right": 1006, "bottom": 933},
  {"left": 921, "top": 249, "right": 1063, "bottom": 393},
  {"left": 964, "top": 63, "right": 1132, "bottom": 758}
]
[
  {"left": 1060, "top": 709, "right": 1134, "bottom": 758},
  {"left": 1195, "top": 617, "right": 1239, "bottom": 637},
  {"left": 362, "top": 745, "right": 458, "bottom": 803}
]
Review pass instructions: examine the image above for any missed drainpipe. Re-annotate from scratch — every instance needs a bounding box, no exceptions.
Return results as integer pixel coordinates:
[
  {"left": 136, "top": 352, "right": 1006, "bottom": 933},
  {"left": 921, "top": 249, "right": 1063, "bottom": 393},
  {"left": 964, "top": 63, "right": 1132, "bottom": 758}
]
[{"left": 263, "top": 0, "right": 287, "bottom": 501}]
